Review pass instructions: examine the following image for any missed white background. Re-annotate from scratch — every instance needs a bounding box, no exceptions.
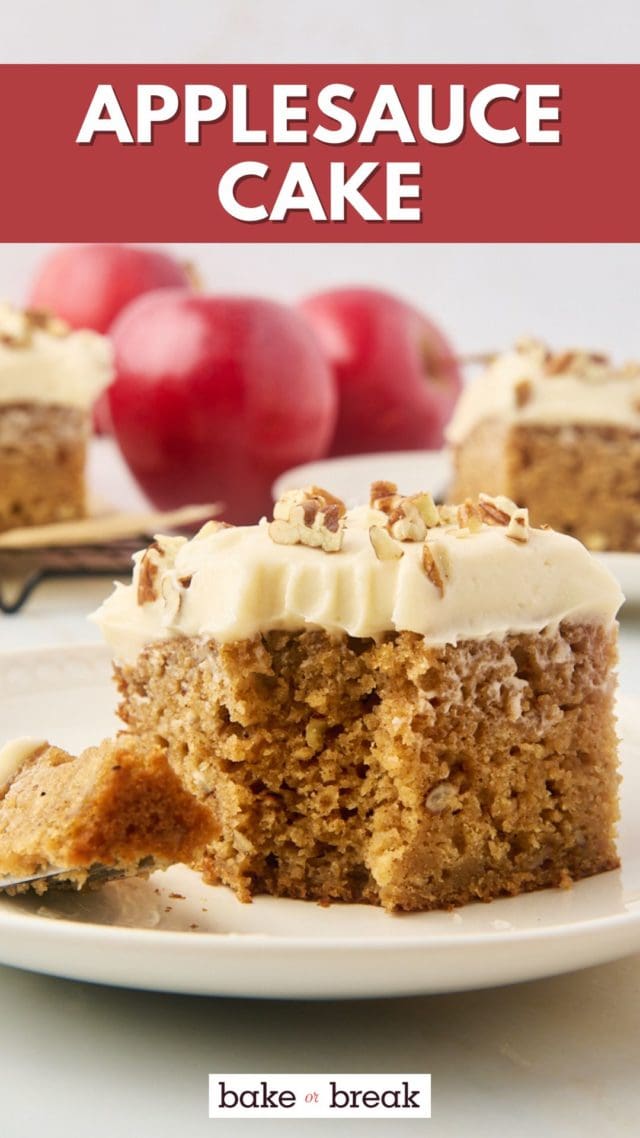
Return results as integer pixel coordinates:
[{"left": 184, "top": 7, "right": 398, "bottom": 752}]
[
  {"left": 0, "top": 0, "right": 638, "bottom": 358},
  {"left": 1, "top": 5, "right": 640, "bottom": 1138}
]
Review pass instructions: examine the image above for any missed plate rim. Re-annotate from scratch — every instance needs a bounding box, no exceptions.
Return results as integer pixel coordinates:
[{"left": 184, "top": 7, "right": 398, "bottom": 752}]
[{"left": 0, "top": 867, "right": 638, "bottom": 954}]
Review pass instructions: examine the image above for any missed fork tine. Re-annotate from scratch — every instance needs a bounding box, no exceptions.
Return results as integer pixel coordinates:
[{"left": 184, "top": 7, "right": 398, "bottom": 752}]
[{"left": 0, "top": 858, "right": 155, "bottom": 893}]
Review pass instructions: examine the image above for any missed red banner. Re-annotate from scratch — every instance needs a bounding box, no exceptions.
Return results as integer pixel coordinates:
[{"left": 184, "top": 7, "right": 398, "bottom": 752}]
[{"left": 0, "top": 64, "right": 636, "bottom": 241}]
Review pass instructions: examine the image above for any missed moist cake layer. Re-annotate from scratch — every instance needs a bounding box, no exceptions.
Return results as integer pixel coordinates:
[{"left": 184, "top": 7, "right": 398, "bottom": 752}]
[{"left": 114, "top": 622, "right": 619, "bottom": 911}]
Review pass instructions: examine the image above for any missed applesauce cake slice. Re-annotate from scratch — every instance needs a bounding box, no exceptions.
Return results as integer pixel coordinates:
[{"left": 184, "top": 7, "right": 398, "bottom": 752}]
[
  {"left": 0, "top": 735, "right": 213, "bottom": 894},
  {"left": 0, "top": 303, "right": 112, "bottom": 532},
  {"left": 447, "top": 339, "right": 640, "bottom": 551},
  {"left": 93, "top": 485, "right": 624, "bottom": 912}
]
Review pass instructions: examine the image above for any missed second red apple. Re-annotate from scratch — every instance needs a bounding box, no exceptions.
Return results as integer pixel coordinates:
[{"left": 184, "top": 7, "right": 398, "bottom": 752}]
[{"left": 299, "top": 287, "right": 462, "bottom": 455}]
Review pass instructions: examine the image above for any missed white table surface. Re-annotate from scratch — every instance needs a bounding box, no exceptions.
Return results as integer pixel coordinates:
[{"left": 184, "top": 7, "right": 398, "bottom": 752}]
[{"left": 0, "top": 441, "right": 639, "bottom": 1138}]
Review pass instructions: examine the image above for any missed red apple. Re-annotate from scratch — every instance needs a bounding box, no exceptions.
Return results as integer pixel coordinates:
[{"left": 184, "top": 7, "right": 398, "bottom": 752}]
[
  {"left": 108, "top": 291, "right": 337, "bottom": 524},
  {"left": 28, "top": 244, "right": 192, "bottom": 333},
  {"left": 299, "top": 287, "right": 462, "bottom": 455}
]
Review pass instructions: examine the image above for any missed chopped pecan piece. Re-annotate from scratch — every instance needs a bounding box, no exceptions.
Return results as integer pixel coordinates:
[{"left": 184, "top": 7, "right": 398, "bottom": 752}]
[
  {"left": 193, "top": 519, "right": 233, "bottom": 540},
  {"left": 369, "top": 480, "right": 398, "bottom": 508},
  {"left": 136, "top": 535, "right": 187, "bottom": 605},
  {"left": 269, "top": 487, "right": 346, "bottom": 552},
  {"left": 514, "top": 337, "right": 550, "bottom": 365},
  {"left": 369, "top": 525, "right": 404, "bottom": 561},
  {"left": 478, "top": 493, "right": 517, "bottom": 526},
  {"left": 505, "top": 508, "right": 530, "bottom": 543},
  {"left": 0, "top": 321, "right": 30, "bottom": 348},
  {"left": 514, "top": 378, "right": 533, "bottom": 408},
  {"left": 546, "top": 350, "right": 575, "bottom": 375},
  {"left": 421, "top": 541, "right": 451, "bottom": 596},
  {"left": 437, "top": 504, "right": 458, "bottom": 526},
  {"left": 546, "top": 348, "right": 609, "bottom": 379},
  {"left": 24, "top": 308, "right": 69, "bottom": 337},
  {"left": 372, "top": 483, "right": 440, "bottom": 541},
  {"left": 456, "top": 499, "right": 482, "bottom": 533},
  {"left": 137, "top": 543, "right": 163, "bottom": 605}
]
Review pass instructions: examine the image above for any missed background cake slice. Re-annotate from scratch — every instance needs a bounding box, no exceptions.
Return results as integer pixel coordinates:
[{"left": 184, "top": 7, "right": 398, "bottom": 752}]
[
  {"left": 0, "top": 303, "right": 112, "bottom": 532},
  {"left": 0, "top": 735, "right": 214, "bottom": 894},
  {"left": 93, "top": 486, "right": 624, "bottom": 913},
  {"left": 446, "top": 339, "right": 640, "bottom": 552}
]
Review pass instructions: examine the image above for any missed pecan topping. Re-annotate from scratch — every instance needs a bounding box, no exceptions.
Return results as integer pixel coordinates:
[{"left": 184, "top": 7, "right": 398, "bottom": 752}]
[
  {"left": 193, "top": 519, "right": 233, "bottom": 540},
  {"left": 136, "top": 535, "right": 187, "bottom": 605},
  {"left": 546, "top": 350, "right": 575, "bottom": 375},
  {"left": 546, "top": 348, "right": 610, "bottom": 379},
  {"left": 437, "top": 503, "right": 458, "bottom": 526},
  {"left": 0, "top": 305, "right": 70, "bottom": 348},
  {"left": 514, "top": 378, "right": 533, "bottom": 408},
  {"left": 0, "top": 326, "right": 30, "bottom": 349},
  {"left": 369, "top": 525, "right": 404, "bottom": 561},
  {"left": 269, "top": 487, "right": 346, "bottom": 552},
  {"left": 505, "top": 508, "right": 530, "bottom": 543},
  {"left": 478, "top": 493, "right": 517, "bottom": 526},
  {"left": 514, "top": 337, "right": 550, "bottom": 365},
  {"left": 369, "top": 480, "right": 398, "bottom": 508},
  {"left": 137, "top": 542, "right": 163, "bottom": 605},
  {"left": 24, "top": 308, "right": 69, "bottom": 337},
  {"left": 421, "top": 541, "right": 451, "bottom": 596},
  {"left": 456, "top": 499, "right": 482, "bottom": 533},
  {"left": 371, "top": 483, "right": 440, "bottom": 541}
]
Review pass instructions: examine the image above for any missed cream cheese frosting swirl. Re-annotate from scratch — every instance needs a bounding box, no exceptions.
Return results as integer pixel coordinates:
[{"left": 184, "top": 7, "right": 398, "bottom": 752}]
[{"left": 92, "top": 498, "right": 624, "bottom": 664}]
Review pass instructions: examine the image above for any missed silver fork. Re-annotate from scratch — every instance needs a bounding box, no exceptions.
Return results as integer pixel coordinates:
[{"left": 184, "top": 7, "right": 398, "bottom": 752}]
[{"left": 0, "top": 858, "right": 155, "bottom": 894}]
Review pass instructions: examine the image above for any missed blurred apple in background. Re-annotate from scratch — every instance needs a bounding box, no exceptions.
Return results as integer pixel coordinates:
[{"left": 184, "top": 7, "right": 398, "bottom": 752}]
[
  {"left": 299, "top": 286, "right": 462, "bottom": 455},
  {"left": 28, "top": 244, "right": 194, "bottom": 433},
  {"left": 28, "top": 244, "right": 193, "bottom": 333},
  {"left": 108, "top": 291, "right": 337, "bottom": 524}
]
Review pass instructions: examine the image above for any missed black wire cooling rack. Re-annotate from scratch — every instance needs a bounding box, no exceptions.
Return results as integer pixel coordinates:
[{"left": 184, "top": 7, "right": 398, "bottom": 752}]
[{"left": 0, "top": 540, "right": 144, "bottom": 614}]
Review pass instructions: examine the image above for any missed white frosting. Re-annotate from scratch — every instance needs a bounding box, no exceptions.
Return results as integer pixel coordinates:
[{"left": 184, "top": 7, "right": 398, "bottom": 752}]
[
  {"left": 446, "top": 340, "right": 640, "bottom": 445},
  {"left": 0, "top": 737, "right": 47, "bottom": 788},
  {"left": 92, "top": 506, "right": 624, "bottom": 664},
  {"left": 0, "top": 303, "right": 113, "bottom": 408}
]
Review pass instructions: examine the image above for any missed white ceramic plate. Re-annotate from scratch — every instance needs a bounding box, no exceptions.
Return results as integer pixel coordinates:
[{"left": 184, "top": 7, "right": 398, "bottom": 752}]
[
  {"left": 1, "top": 645, "right": 639, "bottom": 999},
  {"left": 273, "top": 450, "right": 451, "bottom": 508},
  {"left": 274, "top": 452, "right": 640, "bottom": 607}
]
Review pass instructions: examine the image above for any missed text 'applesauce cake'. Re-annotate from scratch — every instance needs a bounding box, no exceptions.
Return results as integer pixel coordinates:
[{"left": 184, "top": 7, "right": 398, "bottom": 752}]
[
  {"left": 93, "top": 484, "right": 624, "bottom": 912},
  {"left": 447, "top": 338, "right": 640, "bottom": 552},
  {"left": 0, "top": 735, "right": 213, "bottom": 894},
  {"left": 0, "top": 302, "right": 112, "bottom": 532}
]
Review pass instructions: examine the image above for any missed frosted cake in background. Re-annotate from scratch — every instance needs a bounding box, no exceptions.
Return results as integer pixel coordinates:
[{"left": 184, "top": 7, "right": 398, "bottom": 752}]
[
  {"left": 0, "top": 303, "right": 112, "bottom": 532},
  {"left": 447, "top": 339, "right": 640, "bottom": 552}
]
